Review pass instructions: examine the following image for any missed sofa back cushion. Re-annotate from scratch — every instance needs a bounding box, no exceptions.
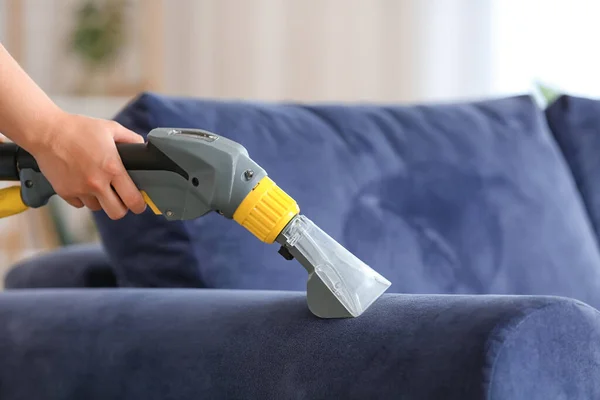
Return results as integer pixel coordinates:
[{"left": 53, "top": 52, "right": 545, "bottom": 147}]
[
  {"left": 94, "top": 93, "right": 600, "bottom": 307},
  {"left": 546, "top": 95, "right": 600, "bottom": 242}
]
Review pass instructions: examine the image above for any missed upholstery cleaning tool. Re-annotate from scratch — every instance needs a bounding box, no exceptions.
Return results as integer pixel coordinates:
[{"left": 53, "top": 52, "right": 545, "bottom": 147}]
[{"left": 0, "top": 128, "right": 391, "bottom": 318}]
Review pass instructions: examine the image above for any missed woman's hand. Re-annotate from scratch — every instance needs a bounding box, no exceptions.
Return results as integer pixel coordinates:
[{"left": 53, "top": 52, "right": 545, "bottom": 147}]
[
  {"left": 0, "top": 43, "right": 145, "bottom": 219},
  {"left": 30, "top": 111, "right": 147, "bottom": 220}
]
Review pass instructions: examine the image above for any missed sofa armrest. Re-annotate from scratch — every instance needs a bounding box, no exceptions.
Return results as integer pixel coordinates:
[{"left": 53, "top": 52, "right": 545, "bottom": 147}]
[
  {"left": 0, "top": 289, "right": 598, "bottom": 400},
  {"left": 3, "top": 244, "right": 116, "bottom": 289}
]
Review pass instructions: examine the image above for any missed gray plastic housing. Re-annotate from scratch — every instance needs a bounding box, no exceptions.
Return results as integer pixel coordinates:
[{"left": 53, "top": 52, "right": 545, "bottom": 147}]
[
  {"left": 18, "top": 128, "right": 266, "bottom": 220},
  {"left": 127, "top": 128, "right": 266, "bottom": 220},
  {"left": 20, "top": 168, "right": 55, "bottom": 208}
]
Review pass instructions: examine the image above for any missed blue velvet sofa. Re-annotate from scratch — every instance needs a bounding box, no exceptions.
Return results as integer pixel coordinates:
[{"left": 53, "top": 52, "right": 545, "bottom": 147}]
[{"left": 3, "top": 93, "right": 600, "bottom": 399}]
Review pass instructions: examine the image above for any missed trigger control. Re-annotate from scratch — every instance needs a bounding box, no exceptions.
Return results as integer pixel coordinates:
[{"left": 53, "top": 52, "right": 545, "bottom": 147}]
[{"left": 141, "top": 191, "right": 162, "bottom": 215}]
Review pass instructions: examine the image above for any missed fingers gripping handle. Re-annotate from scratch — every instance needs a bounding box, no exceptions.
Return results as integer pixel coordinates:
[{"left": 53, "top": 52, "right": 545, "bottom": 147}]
[
  {"left": 0, "top": 170, "right": 162, "bottom": 218},
  {"left": 0, "top": 142, "right": 166, "bottom": 218}
]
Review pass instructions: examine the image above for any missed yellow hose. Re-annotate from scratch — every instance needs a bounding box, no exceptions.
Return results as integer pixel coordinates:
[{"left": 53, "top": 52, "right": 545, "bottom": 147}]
[{"left": 0, "top": 185, "right": 28, "bottom": 218}]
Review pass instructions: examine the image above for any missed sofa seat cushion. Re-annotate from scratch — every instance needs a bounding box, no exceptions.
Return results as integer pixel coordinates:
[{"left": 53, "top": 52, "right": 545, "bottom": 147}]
[{"left": 94, "top": 93, "right": 600, "bottom": 307}]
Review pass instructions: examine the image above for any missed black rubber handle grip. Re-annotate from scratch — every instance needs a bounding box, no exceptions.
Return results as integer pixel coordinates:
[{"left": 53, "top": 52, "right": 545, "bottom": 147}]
[
  {"left": 0, "top": 142, "right": 188, "bottom": 181},
  {"left": 0, "top": 143, "right": 19, "bottom": 180},
  {"left": 116, "top": 143, "right": 186, "bottom": 175}
]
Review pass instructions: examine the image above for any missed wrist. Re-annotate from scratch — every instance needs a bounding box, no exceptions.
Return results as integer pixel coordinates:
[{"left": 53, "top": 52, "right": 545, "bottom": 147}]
[{"left": 17, "top": 106, "right": 67, "bottom": 157}]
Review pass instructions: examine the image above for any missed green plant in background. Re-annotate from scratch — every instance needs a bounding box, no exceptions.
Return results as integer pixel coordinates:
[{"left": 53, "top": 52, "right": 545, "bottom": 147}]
[
  {"left": 534, "top": 81, "right": 561, "bottom": 108},
  {"left": 69, "top": 0, "right": 128, "bottom": 94}
]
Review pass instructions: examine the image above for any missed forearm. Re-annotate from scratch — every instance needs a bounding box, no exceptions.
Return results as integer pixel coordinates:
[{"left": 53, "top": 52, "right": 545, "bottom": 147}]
[{"left": 0, "top": 42, "right": 63, "bottom": 153}]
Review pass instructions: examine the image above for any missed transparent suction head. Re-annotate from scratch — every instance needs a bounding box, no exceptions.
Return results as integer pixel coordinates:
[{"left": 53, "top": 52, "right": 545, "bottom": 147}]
[{"left": 276, "top": 215, "right": 392, "bottom": 318}]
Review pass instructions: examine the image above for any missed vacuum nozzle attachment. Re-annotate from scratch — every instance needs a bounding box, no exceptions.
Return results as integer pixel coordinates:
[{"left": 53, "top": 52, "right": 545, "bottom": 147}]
[
  {"left": 232, "top": 176, "right": 391, "bottom": 319},
  {"left": 277, "top": 215, "right": 392, "bottom": 318}
]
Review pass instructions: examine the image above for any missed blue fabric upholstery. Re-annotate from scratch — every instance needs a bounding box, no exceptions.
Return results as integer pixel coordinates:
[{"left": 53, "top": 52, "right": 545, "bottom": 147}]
[
  {"left": 3, "top": 244, "right": 115, "bottom": 289},
  {"left": 546, "top": 95, "right": 600, "bottom": 243},
  {"left": 91, "top": 93, "right": 600, "bottom": 308},
  {"left": 0, "top": 289, "right": 598, "bottom": 400},
  {"left": 5, "top": 93, "right": 600, "bottom": 399}
]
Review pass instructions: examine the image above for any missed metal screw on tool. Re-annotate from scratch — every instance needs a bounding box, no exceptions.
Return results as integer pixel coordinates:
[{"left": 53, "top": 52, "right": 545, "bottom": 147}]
[
  {"left": 243, "top": 170, "right": 254, "bottom": 181},
  {"left": 166, "top": 210, "right": 174, "bottom": 217},
  {"left": 25, "top": 180, "right": 33, "bottom": 188}
]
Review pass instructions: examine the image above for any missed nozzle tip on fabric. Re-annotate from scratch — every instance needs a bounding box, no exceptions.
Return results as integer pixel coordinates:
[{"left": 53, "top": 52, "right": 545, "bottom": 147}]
[{"left": 277, "top": 214, "right": 392, "bottom": 319}]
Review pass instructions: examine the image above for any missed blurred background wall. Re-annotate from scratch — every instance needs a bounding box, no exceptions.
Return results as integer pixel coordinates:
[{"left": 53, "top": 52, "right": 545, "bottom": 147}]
[
  {"left": 0, "top": 0, "right": 598, "bottom": 279},
  {"left": 2, "top": 0, "right": 496, "bottom": 102}
]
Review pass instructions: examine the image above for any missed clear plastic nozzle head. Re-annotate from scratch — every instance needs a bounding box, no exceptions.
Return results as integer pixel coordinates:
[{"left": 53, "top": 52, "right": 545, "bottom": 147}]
[{"left": 277, "top": 215, "right": 392, "bottom": 318}]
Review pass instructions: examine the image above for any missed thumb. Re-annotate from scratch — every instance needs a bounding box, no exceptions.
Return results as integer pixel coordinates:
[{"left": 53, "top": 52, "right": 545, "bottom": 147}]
[{"left": 113, "top": 125, "right": 145, "bottom": 144}]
